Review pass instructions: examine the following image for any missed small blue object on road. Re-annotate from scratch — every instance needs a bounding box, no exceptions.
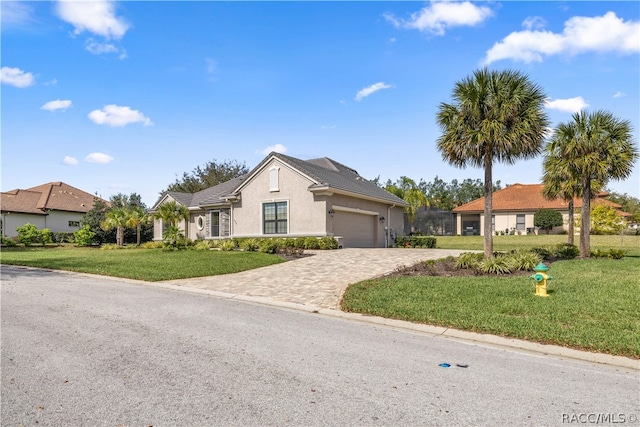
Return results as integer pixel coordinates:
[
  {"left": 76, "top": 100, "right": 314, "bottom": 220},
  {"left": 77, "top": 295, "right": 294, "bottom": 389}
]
[{"left": 439, "top": 363, "right": 451, "bottom": 368}]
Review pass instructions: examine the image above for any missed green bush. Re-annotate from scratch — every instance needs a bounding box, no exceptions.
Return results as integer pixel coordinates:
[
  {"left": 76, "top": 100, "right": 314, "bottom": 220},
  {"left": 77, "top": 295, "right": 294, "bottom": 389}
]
[
  {"left": 607, "top": 249, "right": 626, "bottom": 259},
  {"left": 554, "top": 243, "right": 580, "bottom": 260},
  {"left": 477, "top": 255, "right": 515, "bottom": 275},
  {"left": 395, "top": 236, "right": 437, "bottom": 248},
  {"left": 239, "top": 238, "right": 260, "bottom": 252},
  {"left": 101, "top": 244, "right": 121, "bottom": 250},
  {"left": 259, "top": 239, "right": 278, "bottom": 254},
  {"left": 294, "top": 237, "right": 307, "bottom": 249},
  {"left": 41, "top": 228, "right": 53, "bottom": 246},
  {"left": 16, "top": 223, "right": 41, "bottom": 246},
  {"left": 1, "top": 236, "right": 18, "bottom": 247},
  {"left": 141, "top": 241, "right": 164, "bottom": 249},
  {"left": 509, "top": 250, "right": 542, "bottom": 271},
  {"left": 52, "top": 232, "right": 75, "bottom": 244},
  {"left": 216, "top": 239, "right": 236, "bottom": 251},
  {"left": 318, "top": 236, "right": 339, "bottom": 250},
  {"left": 304, "top": 237, "right": 321, "bottom": 249},
  {"left": 74, "top": 225, "right": 96, "bottom": 247},
  {"left": 455, "top": 252, "right": 483, "bottom": 269}
]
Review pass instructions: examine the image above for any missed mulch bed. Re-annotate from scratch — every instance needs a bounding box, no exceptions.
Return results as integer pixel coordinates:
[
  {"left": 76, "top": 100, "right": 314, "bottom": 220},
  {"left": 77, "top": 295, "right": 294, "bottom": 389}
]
[{"left": 385, "top": 257, "right": 534, "bottom": 278}]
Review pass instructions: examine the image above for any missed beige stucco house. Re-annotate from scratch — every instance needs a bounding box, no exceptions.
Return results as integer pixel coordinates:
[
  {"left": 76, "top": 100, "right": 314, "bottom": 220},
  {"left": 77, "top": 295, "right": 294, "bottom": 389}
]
[
  {"left": 1, "top": 182, "right": 106, "bottom": 238},
  {"left": 150, "top": 152, "right": 409, "bottom": 248},
  {"left": 453, "top": 183, "right": 626, "bottom": 236}
]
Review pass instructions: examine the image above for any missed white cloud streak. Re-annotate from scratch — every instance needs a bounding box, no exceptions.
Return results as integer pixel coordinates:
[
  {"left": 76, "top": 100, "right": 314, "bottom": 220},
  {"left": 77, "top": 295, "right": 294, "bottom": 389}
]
[
  {"left": 545, "top": 97, "right": 589, "bottom": 113},
  {"left": 55, "top": 0, "right": 129, "bottom": 39},
  {"left": 384, "top": 1, "right": 493, "bottom": 36},
  {"left": 42, "top": 99, "right": 72, "bottom": 112},
  {"left": 1, "top": 1, "right": 34, "bottom": 26},
  {"left": 63, "top": 156, "right": 79, "bottom": 165},
  {"left": 88, "top": 105, "right": 153, "bottom": 127},
  {"left": 260, "top": 144, "right": 287, "bottom": 155},
  {"left": 483, "top": 12, "right": 640, "bottom": 65},
  {"left": 355, "top": 82, "right": 393, "bottom": 101},
  {"left": 85, "top": 153, "right": 114, "bottom": 164},
  {"left": 1, "top": 66, "right": 35, "bottom": 88},
  {"left": 613, "top": 91, "right": 626, "bottom": 98}
]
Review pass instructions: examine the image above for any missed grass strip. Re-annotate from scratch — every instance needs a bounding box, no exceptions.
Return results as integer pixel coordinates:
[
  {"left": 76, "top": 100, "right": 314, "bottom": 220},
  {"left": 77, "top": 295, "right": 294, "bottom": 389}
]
[
  {"left": 0, "top": 246, "right": 284, "bottom": 281},
  {"left": 342, "top": 257, "right": 640, "bottom": 358}
]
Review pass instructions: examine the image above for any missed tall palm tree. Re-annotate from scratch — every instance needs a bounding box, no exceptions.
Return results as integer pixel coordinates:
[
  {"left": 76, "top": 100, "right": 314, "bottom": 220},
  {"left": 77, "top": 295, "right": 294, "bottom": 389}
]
[
  {"left": 154, "top": 200, "right": 190, "bottom": 238},
  {"left": 546, "top": 110, "right": 638, "bottom": 257},
  {"left": 436, "top": 68, "right": 549, "bottom": 258},
  {"left": 100, "top": 207, "right": 129, "bottom": 246},
  {"left": 126, "top": 206, "right": 151, "bottom": 246}
]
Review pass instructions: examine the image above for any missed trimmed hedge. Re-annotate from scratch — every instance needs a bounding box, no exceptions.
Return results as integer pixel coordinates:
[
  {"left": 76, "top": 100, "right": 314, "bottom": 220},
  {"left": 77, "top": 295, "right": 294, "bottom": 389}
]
[{"left": 396, "top": 236, "right": 437, "bottom": 248}]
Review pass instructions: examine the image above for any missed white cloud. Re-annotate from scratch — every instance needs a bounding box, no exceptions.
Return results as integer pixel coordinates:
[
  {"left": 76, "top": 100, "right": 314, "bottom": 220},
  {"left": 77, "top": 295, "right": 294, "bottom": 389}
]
[
  {"left": 522, "top": 16, "right": 546, "bottom": 31},
  {"left": 55, "top": 0, "right": 129, "bottom": 39},
  {"left": 1, "top": 1, "right": 33, "bottom": 26},
  {"left": 259, "top": 144, "right": 287, "bottom": 155},
  {"left": 545, "top": 97, "right": 589, "bottom": 113},
  {"left": 384, "top": 1, "right": 493, "bottom": 36},
  {"left": 63, "top": 156, "right": 79, "bottom": 165},
  {"left": 88, "top": 105, "right": 153, "bottom": 127},
  {"left": 1, "top": 66, "right": 35, "bottom": 88},
  {"left": 613, "top": 91, "right": 626, "bottom": 98},
  {"left": 484, "top": 12, "right": 640, "bottom": 65},
  {"left": 85, "top": 152, "right": 114, "bottom": 164},
  {"left": 41, "top": 99, "right": 72, "bottom": 112},
  {"left": 355, "top": 82, "right": 393, "bottom": 101}
]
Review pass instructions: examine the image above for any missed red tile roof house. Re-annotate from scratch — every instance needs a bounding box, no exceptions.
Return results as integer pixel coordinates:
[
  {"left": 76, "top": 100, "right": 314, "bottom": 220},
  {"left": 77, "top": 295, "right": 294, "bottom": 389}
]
[
  {"left": 150, "top": 152, "right": 409, "bottom": 248},
  {"left": 0, "top": 182, "right": 107, "bottom": 238},
  {"left": 452, "top": 183, "right": 626, "bottom": 236}
]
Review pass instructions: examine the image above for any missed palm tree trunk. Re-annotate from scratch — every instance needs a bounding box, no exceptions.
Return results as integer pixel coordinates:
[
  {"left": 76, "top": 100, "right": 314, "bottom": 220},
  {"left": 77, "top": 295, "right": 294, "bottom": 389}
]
[
  {"left": 137, "top": 225, "right": 141, "bottom": 246},
  {"left": 580, "top": 176, "right": 591, "bottom": 257},
  {"left": 567, "top": 199, "right": 574, "bottom": 246},
  {"left": 483, "top": 155, "right": 493, "bottom": 258}
]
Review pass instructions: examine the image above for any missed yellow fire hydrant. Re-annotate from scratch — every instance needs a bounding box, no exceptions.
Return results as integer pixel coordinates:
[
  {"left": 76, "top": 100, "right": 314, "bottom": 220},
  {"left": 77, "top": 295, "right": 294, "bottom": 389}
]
[{"left": 531, "top": 262, "right": 552, "bottom": 297}]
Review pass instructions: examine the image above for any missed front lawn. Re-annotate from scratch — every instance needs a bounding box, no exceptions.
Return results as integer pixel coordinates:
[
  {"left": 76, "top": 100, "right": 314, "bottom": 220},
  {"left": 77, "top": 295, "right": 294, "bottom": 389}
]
[
  {"left": 435, "top": 234, "right": 640, "bottom": 257},
  {"left": 342, "top": 257, "right": 640, "bottom": 358},
  {"left": 0, "top": 246, "right": 285, "bottom": 281}
]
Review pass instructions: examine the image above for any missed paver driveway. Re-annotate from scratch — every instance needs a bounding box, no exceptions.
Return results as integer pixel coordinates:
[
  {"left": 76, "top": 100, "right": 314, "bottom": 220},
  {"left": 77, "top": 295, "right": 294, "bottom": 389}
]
[{"left": 163, "top": 248, "right": 469, "bottom": 308}]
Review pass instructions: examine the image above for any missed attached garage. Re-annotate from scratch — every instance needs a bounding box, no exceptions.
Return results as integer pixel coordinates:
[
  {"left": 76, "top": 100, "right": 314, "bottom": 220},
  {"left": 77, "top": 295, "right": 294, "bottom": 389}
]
[{"left": 332, "top": 209, "right": 377, "bottom": 248}]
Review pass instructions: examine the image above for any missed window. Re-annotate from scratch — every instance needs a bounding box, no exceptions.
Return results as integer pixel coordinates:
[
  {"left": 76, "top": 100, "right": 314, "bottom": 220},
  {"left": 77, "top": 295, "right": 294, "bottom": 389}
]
[
  {"left": 269, "top": 166, "right": 280, "bottom": 192},
  {"left": 516, "top": 214, "right": 526, "bottom": 231},
  {"left": 491, "top": 215, "right": 495, "bottom": 232},
  {"left": 263, "top": 201, "right": 287, "bottom": 234},
  {"left": 68, "top": 221, "right": 80, "bottom": 227},
  {"left": 211, "top": 211, "right": 220, "bottom": 237},
  {"left": 196, "top": 216, "right": 205, "bottom": 231}
]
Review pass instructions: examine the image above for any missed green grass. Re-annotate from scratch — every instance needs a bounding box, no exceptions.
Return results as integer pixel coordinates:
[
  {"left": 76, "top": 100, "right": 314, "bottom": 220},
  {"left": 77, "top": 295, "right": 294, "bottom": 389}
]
[
  {"left": 342, "top": 257, "right": 640, "bottom": 358},
  {"left": 435, "top": 234, "right": 640, "bottom": 257},
  {"left": 0, "top": 246, "right": 285, "bottom": 281}
]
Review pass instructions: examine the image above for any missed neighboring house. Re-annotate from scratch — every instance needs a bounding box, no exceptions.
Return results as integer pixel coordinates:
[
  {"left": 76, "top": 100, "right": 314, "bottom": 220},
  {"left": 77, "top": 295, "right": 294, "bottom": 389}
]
[
  {"left": 150, "top": 152, "right": 409, "bottom": 248},
  {"left": 0, "top": 182, "right": 106, "bottom": 238},
  {"left": 453, "top": 183, "right": 626, "bottom": 236}
]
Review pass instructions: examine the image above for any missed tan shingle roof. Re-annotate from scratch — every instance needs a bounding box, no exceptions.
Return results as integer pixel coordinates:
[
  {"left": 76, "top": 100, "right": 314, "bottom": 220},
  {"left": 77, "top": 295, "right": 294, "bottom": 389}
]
[
  {"left": 1, "top": 182, "right": 106, "bottom": 214},
  {"left": 453, "top": 183, "right": 621, "bottom": 213}
]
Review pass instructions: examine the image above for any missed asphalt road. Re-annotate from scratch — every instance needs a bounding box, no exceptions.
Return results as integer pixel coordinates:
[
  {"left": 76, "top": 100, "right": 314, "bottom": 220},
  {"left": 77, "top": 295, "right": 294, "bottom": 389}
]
[{"left": 2, "top": 266, "right": 639, "bottom": 426}]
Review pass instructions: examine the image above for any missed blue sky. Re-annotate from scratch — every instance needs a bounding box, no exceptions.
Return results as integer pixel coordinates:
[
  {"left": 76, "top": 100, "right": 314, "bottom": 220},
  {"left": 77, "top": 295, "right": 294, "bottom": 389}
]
[{"left": 2, "top": 1, "right": 639, "bottom": 207}]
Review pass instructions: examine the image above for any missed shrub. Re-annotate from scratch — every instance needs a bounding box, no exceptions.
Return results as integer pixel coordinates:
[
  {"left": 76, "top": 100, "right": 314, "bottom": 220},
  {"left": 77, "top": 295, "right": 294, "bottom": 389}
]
[
  {"left": 52, "top": 232, "right": 75, "bottom": 244},
  {"left": 1, "top": 236, "right": 17, "bottom": 247},
  {"left": 304, "top": 237, "right": 321, "bottom": 250},
  {"left": 534, "top": 208, "right": 563, "bottom": 234},
  {"left": 259, "top": 239, "right": 278, "bottom": 254},
  {"left": 16, "top": 223, "right": 41, "bottom": 246},
  {"left": 294, "top": 237, "right": 307, "bottom": 249},
  {"left": 591, "top": 249, "right": 608, "bottom": 258},
  {"left": 141, "top": 241, "right": 164, "bottom": 249},
  {"left": 554, "top": 243, "right": 579, "bottom": 260},
  {"left": 318, "top": 236, "right": 339, "bottom": 250},
  {"left": 531, "top": 246, "right": 554, "bottom": 259},
  {"left": 607, "top": 249, "right": 626, "bottom": 259},
  {"left": 396, "top": 236, "right": 437, "bottom": 248},
  {"left": 41, "top": 228, "right": 54, "bottom": 246},
  {"left": 456, "top": 252, "right": 483, "bottom": 269},
  {"left": 193, "top": 239, "right": 213, "bottom": 250},
  {"left": 101, "top": 244, "right": 121, "bottom": 250},
  {"left": 509, "top": 250, "right": 542, "bottom": 271},
  {"left": 477, "top": 256, "right": 515, "bottom": 275},
  {"left": 74, "top": 225, "right": 96, "bottom": 247},
  {"left": 239, "top": 238, "right": 260, "bottom": 252},
  {"left": 215, "top": 239, "right": 235, "bottom": 251}
]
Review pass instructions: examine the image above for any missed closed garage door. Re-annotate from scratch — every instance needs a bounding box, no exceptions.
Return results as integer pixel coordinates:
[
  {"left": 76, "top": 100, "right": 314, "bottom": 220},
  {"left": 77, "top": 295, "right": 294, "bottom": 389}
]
[{"left": 333, "top": 211, "right": 376, "bottom": 248}]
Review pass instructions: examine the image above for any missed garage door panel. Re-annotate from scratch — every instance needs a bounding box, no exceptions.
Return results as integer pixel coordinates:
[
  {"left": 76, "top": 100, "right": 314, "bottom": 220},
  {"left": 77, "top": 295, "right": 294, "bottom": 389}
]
[{"left": 333, "top": 212, "right": 375, "bottom": 248}]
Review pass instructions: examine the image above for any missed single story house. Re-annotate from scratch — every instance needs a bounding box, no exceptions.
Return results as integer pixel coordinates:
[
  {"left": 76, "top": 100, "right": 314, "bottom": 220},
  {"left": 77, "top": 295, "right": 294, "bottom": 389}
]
[
  {"left": 453, "top": 183, "right": 625, "bottom": 236},
  {"left": 1, "top": 182, "right": 107, "bottom": 238},
  {"left": 150, "top": 152, "right": 409, "bottom": 248}
]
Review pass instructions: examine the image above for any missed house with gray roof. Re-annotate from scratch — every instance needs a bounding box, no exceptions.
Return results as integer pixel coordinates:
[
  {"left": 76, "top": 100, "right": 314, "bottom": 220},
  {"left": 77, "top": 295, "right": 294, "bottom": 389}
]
[{"left": 150, "top": 152, "right": 408, "bottom": 248}]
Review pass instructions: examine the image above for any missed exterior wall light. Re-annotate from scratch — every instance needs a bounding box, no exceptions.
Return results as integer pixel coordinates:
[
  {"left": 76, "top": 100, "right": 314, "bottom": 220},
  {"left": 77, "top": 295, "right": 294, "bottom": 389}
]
[{"left": 328, "top": 208, "right": 335, "bottom": 217}]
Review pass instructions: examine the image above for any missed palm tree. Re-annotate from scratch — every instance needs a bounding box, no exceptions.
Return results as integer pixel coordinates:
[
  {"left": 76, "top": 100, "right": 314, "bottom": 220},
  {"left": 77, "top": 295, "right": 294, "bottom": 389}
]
[
  {"left": 126, "top": 207, "right": 151, "bottom": 246},
  {"left": 385, "top": 177, "right": 429, "bottom": 224},
  {"left": 154, "top": 200, "right": 189, "bottom": 238},
  {"left": 436, "top": 68, "right": 549, "bottom": 258},
  {"left": 546, "top": 110, "right": 638, "bottom": 257},
  {"left": 100, "top": 207, "right": 129, "bottom": 246}
]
